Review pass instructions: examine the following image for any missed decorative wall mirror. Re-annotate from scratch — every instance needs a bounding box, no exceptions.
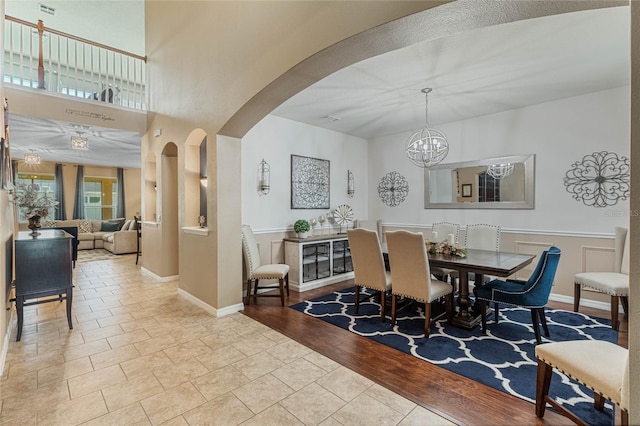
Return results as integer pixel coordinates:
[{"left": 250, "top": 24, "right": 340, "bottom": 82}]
[{"left": 424, "top": 154, "right": 535, "bottom": 209}]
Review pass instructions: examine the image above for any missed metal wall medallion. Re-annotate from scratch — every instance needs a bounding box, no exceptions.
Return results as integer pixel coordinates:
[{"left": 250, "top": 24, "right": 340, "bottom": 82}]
[
  {"left": 564, "top": 151, "right": 629, "bottom": 207},
  {"left": 378, "top": 171, "right": 409, "bottom": 207},
  {"left": 291, "top": 154, "right": 330, "bottom": 209}
]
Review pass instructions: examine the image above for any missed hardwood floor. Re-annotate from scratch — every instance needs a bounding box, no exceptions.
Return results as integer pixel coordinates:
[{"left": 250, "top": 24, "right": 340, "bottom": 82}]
[{"left": 242, "top": 280, "right": 627, "bottom": 426}]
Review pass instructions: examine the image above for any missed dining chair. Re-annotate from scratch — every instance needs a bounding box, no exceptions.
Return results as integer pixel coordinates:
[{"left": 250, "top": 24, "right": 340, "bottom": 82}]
[
  {"left": 241, "top": 225, "right": 290, "bottom": 306},
  {"left": 385, "top": 230, "right": 453, "bottom": 337},
  {"left": 450, "top": 223, "right": 501, "bottom": 287},
  {"left": 574, "top": 227, "right": 628, "bottom": 330},
  {"left": 431, "top": 222, "right": 460, "bottom": 282},
  {"left": 347, "top": 228, "right": 391, "bottom": 321},
  {"left": 474, "top": 246, "right": 561, "bottom": 344},
  {"left": 354, "top": 219, "right": 383, "bottom": 242},
  {"left": 535, "top": 340, "right": 628, "bottom": 425}
]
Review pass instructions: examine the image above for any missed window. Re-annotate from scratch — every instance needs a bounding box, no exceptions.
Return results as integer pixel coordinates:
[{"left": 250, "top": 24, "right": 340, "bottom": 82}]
[
  {"left": 16, "top": 174, "right": 56, "bottom": 220},
  {"left": 84, "top": 177, "right": 118, "bottom": 220}
]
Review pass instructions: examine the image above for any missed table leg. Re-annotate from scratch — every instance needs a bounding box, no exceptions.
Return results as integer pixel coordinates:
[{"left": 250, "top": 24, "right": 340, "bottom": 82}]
[
  {"left": 16, "top": 296, "right": 24, "bottom": 342},
  {"left": 66, "top": 287, "right": 73, "bottom": 330},
  {"left": 451, "top": 272, "right": 483, "bottom": 329}
]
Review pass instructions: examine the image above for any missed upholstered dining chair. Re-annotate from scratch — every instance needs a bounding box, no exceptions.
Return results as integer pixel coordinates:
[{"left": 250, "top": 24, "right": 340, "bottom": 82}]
[
  {"left": 241, "top": 225, "right": 290, "bottom": 306},
  {"left": 430, "top": 222, "right": 460, "bottom": 282},
  {"left": 354, "top": 219, "right": 383, "bottom": 242},
  {"left": 475, "top": 246, "right": 561, "bottom": 344},
  {"left": 347, "top": 228, "right": 391, "bottom": 321},
  {"left": 385, "top": 230, "right": 453, "bottom": 337},
  {"left": 535, "top": 340, "right": 629, "bottom": 425},
  {"left": 574, "top": 227, "right": 629, "bottom": 330},
  {"left": 450, "top": 223, "right": 501, "bottom": 286}
]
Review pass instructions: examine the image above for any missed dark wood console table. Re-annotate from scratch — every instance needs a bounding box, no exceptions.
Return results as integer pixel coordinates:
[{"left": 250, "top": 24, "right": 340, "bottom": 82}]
[{"left": 14, "top": 230, "right": 74, "bottom": 341}]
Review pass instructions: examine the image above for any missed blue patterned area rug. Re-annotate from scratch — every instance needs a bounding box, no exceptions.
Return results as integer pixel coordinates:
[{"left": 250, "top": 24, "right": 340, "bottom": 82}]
[{"left": 290, "top": 287, "right": 618, "bottom": 425}]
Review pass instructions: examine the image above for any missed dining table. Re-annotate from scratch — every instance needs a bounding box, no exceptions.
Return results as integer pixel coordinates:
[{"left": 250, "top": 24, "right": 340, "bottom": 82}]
[{"left": 382, "top": 244, "right": 536, "bottom": 329}]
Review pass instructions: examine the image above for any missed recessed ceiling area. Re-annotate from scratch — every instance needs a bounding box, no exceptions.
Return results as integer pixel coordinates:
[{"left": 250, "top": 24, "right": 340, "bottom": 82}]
[{"left": 272, "top": 6, "right": 629, "bottom": 140}]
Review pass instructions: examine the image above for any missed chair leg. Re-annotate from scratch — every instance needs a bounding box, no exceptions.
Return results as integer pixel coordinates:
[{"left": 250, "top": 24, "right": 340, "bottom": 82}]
[
  {"left": 391, "top": 294, "right": 397, "bottom": 326},
  {"left": 622, "top": 409, "right": 629, "bottom": 425},
  {"left": 538, "top": 308, "right": 550, "bottom": 337},
  {"left": 574, "top": 283, "right": 581, "bottom": 312},
  {"left": 424, "top": 302, "right": 431, "bottom": 338},
  {"left": 445, "top": 293, "right": 453, "bottom": 323},
  {"left": 354, "top": 285, "right": 361, "bottom": 314},
  {"left": 285, "top": 273, "right": 290, "bottom": 296},
  {"left": 494, "top": 302, "right": 499, "bottom": 324},
  {"left": 479, "top": 300, "right": 487, "bottom": 333},
  {"left": 245, "top": 279, "right": 253, "bottom": 305},
  {"left": 594, "top": 393, "right": 605, "bottom": 411},
  {"left": 535, "top": 359, "right": 553, "bottom": 418},
  {"left": 531, "top": 309, "right": 542, "bottom": 345},
  {"left": 621, "top": 296, "right": 629, "bottom": 316},
  {"left": 278, "top": 278, "right": 285, "bottom": 306},
  {"left": 253, "top": 279, "right": 259, "bottom": 304},
  {"left": 379, "top": 290, "right": 386, "bottom": 322},
  {"left": 611, "top": 295, "right": 619, "bottom": 330}
]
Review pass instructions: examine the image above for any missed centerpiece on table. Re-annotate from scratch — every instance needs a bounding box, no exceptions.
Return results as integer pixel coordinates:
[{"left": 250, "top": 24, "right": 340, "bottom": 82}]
[
  {"left": 426, "top": 239, "right": 467, "bottom": 258},
  {"left": 15, "top": 182, "right": 59, "bottom": 236}
]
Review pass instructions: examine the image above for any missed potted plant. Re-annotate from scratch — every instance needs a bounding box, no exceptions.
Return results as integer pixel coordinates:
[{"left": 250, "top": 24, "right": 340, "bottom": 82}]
[
  {"left": 294, "top": 219, "right": 311, "bottom": 238},
  {"left": 15, "top": 182, "right": 59, "bottom": 236}
]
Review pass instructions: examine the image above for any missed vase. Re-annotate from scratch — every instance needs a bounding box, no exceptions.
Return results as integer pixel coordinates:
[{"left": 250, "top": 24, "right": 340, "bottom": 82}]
[
  {"left": 297, "top": 231, "right": 309, "bottom": 239},
  {"left": 27, "top": 215, "right": 42, "bottom": 236}
]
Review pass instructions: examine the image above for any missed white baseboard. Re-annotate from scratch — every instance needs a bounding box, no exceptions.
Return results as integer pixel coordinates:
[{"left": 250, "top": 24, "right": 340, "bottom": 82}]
[
  {"left": 178, "top": 288, "right": 244, "bottom": 317},
  {"left": 0, "top": 312, "right": 15, "bottom": 377},
  {"left": 140, "top": 268, "right": 179, "bottom": 282}
]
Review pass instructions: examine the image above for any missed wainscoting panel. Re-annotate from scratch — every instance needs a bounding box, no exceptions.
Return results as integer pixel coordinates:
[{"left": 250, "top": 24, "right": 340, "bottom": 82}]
[
  {"left": 513, "top": 240, "right": 553, "bottom": 280},
  {"left": 580, "top": 245, "right": 614, "bottom": 273}
]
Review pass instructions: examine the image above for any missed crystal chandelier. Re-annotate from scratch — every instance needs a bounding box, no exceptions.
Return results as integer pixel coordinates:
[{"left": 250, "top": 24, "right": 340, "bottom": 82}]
[
  {"left": 487, "top": 163, "right": 514, "bottom": 179},
  {"left": 406, "top": 88, "right": 449, "bottom": 168},
  {"left": 24, "top": 149, "right": 41, "bottom": 165},
  {"left": 71, "top": 132, "right": 89, "bottom": 150}
]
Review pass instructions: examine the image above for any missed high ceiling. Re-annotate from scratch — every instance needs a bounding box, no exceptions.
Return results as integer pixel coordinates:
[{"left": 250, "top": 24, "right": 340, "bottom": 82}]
[{"left": 4, "top": 3, "right": 630, "bottom": 168}]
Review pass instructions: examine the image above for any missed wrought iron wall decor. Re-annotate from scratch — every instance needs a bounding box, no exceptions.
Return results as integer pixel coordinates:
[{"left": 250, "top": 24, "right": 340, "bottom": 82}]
[
  {"left": 378, "top": 171, "right": 409, "bottom": 207},
  {"left": 291, "top": 154, "right": 330, "bottom": 209},
  {"left": 564, "top": 151, "right": 629, "bottom": 208}
]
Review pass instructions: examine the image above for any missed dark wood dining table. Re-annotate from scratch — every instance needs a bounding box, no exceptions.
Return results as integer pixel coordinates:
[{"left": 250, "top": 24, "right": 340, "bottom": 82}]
[{"left": 382, "top": 244, "right": 536, "bottom": 329}]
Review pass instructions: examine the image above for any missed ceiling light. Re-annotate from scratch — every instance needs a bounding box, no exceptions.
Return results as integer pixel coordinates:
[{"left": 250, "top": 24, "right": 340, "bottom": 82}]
[
  {"left": 405, "top": 88, "right": 449, "bottom": 168},
  {"left": 71, "top": 133, "right": 88, "bottom": 150},
  {"left": 487, "top": 163, "right": 514, "bottom": 179},
  {"left": 24, "top": 149, "right": 41, "bottom": 165}
]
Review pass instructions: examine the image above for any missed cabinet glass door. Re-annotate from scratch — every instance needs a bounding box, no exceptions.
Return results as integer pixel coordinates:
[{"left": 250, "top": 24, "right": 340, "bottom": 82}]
[
  {"left": 302, "top": 242, "right": 331, "bottom": 282},
  {"left": 332, "top": 239, "right": 352, "bottom": 275}
]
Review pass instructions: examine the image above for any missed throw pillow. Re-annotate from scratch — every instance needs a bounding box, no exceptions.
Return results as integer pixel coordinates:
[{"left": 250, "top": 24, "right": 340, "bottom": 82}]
[
  {"left": 109, "top": 218, "right": 126, "bottom": 230},
  {"left": 121, "top": 220, "right": 132, "bottom": 231},
  {"left": 78, "top": 220, "right": 92, "bottom": 233},
  {"left": 100, "top": 221, "right": 120, "bottom": 232},
  {"left": 43, "top": 220, "right": 57, "bottom": 227}
]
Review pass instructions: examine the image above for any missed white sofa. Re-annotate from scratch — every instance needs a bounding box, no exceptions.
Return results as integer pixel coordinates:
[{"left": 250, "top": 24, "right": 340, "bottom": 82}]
[{"left": 20, "top": 218, "right": 138, "bottom": 254}]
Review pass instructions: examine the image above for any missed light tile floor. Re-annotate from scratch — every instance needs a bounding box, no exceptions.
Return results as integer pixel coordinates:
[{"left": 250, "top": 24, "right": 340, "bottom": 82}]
[{"left": 0, "top": 255, "right": 455, "bottom": 425}]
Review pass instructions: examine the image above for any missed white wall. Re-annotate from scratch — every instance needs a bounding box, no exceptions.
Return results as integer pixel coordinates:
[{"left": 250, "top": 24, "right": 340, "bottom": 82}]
[
  {"left": 369, "top": 87, "right": 630, "bottom": 234},
  {"left": 242, "top": 115, "right": 368, "bottom": 232}
]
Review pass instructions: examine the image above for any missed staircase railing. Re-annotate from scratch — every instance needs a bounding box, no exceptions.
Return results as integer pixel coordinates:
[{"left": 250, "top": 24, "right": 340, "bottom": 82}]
[{"left": 4, "top": 16, "right": 147, "bottom": 110}]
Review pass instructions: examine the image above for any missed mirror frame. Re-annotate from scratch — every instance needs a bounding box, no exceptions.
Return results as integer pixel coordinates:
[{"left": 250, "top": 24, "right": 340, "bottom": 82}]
[{"left": 424, "top": 154, "right": 535, "bottom": 209}]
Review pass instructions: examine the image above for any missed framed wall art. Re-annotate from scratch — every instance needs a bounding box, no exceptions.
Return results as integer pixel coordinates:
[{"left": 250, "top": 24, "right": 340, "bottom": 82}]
[
  {"left": 291, "top": 154, "right": 330, "bottom": 209},
  {"left": 461, "top": 183, "right": 472, "bottom": 198}
]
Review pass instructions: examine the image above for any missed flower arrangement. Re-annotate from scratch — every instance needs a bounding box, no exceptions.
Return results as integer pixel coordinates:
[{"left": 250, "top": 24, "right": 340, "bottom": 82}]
[
  {"left": 427, "top": 240, "right": 467, "bottom": 258},
  {"left": 15, "top": 182, "right": 58, "bottom": 220}
]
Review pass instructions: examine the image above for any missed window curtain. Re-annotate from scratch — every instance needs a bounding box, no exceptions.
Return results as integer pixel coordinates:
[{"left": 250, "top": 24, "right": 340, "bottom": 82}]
[
  {"left": 11, "top": 159, "right": 18, "bottom": 185},
  {"left": 116, "top": 168, "right": 125, "bottom": 218},
  {"left": 72, "top": 165, "right": 85, "bottom": 219},
  {"left": 54, "top": 163, "right": 66, "bottom": 220}
]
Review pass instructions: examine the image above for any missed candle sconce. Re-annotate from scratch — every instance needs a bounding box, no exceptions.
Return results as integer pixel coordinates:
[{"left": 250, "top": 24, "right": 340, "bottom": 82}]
[
  {"left": 347, "top": 170, "right": 355, "bottom": 197},
  {"left": 258, "top": 158, "right": 270, "bottom": 195}
]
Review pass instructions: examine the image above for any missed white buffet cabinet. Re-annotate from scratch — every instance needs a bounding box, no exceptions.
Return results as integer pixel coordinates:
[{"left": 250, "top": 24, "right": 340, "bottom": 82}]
[{"left": 284, "top": 234, "right": 354, "bottom": 292}]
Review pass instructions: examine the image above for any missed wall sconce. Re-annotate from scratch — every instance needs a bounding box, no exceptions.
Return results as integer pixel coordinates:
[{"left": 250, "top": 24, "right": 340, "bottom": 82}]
[
  {"left": 258, "top": 158, "right": 270, "bottom": 195},
  {"left": 200, "top": 176, "right": 208, "bottom": 187},
  {"left": 347, "top": 170, "right": 355, "bottom": 197}
]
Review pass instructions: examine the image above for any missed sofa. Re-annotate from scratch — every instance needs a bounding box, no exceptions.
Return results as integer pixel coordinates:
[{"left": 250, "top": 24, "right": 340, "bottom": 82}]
[{"left": 19, "top": 218, "right": 138, "bottom": 255}]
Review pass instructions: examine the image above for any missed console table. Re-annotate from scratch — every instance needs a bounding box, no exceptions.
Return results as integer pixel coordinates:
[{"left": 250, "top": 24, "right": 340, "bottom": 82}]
[
  {"left": 14, "top": 230, "right": 73, "bottom": 341},
  {"left": 284, "top": 234, "right": 353, "bottom": 292}
]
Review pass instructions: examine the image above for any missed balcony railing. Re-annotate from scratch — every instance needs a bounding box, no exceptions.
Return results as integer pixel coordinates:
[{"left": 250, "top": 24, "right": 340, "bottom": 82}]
[{"left": 4, "top": 16, "right": 147, "bottom": 110}]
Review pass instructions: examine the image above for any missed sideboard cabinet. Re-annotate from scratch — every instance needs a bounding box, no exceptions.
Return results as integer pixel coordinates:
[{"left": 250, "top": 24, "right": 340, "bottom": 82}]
[{"left": 284, "top": 234, "right": 353, "bottom": 292}]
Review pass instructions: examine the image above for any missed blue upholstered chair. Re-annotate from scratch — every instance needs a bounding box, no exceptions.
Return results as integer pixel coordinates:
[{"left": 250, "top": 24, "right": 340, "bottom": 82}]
[{"left": 474, "top": 246, "right": 561, "bottom": 344}]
